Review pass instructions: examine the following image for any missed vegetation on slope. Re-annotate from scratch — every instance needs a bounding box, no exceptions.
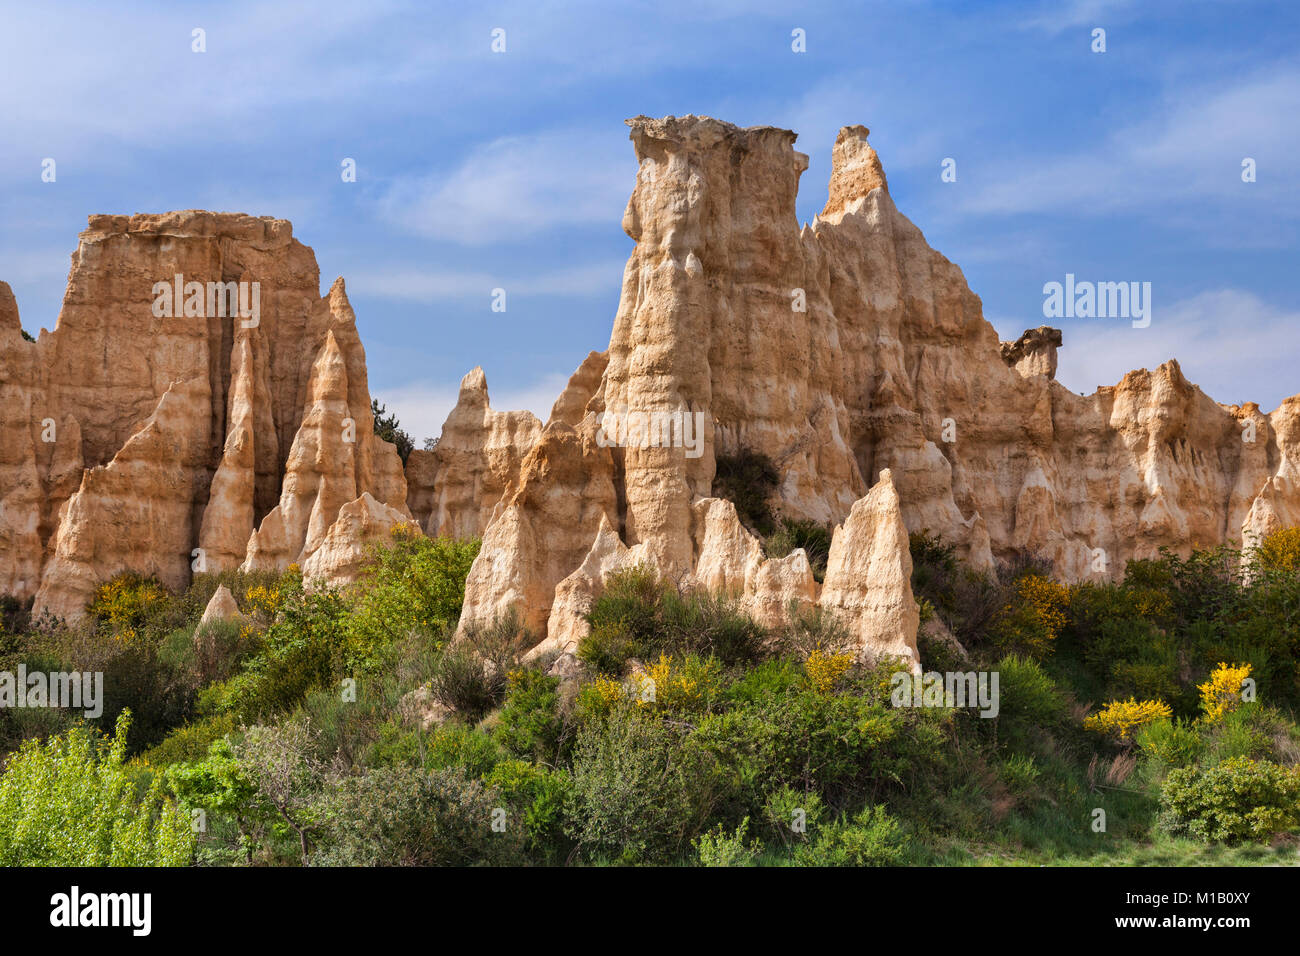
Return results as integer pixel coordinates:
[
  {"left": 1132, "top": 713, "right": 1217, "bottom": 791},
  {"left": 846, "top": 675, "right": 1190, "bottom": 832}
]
[{"left": 1, "top": 526, "right": 1299, "bottom": 866}]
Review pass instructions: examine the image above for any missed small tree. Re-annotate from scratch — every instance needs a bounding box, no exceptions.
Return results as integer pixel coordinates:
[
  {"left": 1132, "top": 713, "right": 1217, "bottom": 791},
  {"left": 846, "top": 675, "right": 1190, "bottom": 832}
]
[{"left": 371, "top": 399, "right": 414, "bottom": 463}]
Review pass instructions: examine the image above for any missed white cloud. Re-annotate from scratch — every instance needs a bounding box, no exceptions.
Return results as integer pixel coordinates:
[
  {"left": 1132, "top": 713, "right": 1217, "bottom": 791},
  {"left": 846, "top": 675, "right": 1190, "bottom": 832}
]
[
  {"left": 377, "top": 129, "right": 635, "bottom": 243},
  {"left": 348, "top": 259, "right": 626, "bottom": 303},
  {"left": 376, "top": 371, "right": 571, "bottom": 444},
  {"left": 1019, "top": 0, "right": 1136, "bottom": 35},
  {"left": 960, "top": 65, "right": 1300, "bottom": 219},
  {"left": 1053, "top": 288, "right": 1300, "bottom": 412}
]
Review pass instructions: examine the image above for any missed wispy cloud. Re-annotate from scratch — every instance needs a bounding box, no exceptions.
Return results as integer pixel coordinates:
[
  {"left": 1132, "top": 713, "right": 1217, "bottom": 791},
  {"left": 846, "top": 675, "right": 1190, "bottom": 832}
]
[
  {"left": 348, "top": 259, "right": 626, "bottom": 303},
  {"left": 1054, "top": 288, "right": 1300, "bottom": 411},
  {"left": 960, "top": 65, "right": 1300, "bottom": 219},
  {"left": 377, "top": 129, "right": 636, "bottom": 244},
  {"left": 1018, "top": 0, "right": 1137, "bottom": 35}
]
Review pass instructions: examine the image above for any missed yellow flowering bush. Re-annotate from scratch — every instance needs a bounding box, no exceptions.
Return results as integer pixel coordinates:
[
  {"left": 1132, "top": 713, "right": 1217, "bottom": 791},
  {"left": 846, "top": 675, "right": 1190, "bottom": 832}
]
[
  {"left": 89, "top": 573, "right": 168, "bottom": 642},
  {"left": 575, "top": 674, "right": 629, "bottom": 718},
  {"left": 804, "top": 648, "right": 854, "bottom": 694},
  {"left": 1084, "top": 698, "right": 1173, "bottom": 741},
  {"left": 1255, "top": 527, "right": 1300, "bottom": 574},
  {"left": 244, "top": 583, "right": 284, "bottom": 618},
  {"left": 1198, "top": 662, "right": 1252, "bottom": 724},
  {"left": 641, "top": 654, "right": 722, "bottom": 712},
  {"left": 991, "top": 572, "right": 1069, "bottom": 659}
]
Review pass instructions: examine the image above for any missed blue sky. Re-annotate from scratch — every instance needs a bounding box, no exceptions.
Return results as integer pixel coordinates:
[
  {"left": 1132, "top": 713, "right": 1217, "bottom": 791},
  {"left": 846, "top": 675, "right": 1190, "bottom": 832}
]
[{"left": 2, "top": 0, "right": 1297, "bottom": 442}]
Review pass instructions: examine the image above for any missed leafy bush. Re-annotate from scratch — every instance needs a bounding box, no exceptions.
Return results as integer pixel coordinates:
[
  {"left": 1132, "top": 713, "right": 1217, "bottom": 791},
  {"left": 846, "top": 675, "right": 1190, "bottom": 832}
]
[
  {"left": 762, "top": 785, "right": 825, "bottom": 848},
  {"left": 315, "top": 765, "right": 525, "bottom": 865},
  {"left": 1136, "top": 718, "right": 1203, "bottom": 769},
  {"left": 1160, "top": 757, "right": 1300, "bottom": 843},
  {"left": 694, "top": 817, "right": 760, "bottom": 866},
  {"left": 991, "top": 654, "right": 1064, "bottom": 751},
  {"left": 765, "top": 519, "right": 832, "bottom": 581},
  {"left": 777, "top": 603, "right": 852, "bottom": 659},
  {"left": 792, "top": 804, "right": 906, "bottom": 866},
  {"left": 565, "top": 708, "right": 724, "bottom": 863},
  {"left": 712, "top": 448, "right": 780, "bottom": 535},
  {"left": 0, "top": 712, "right": 193, "bottom": 865},
  {"left": 1253, "top": 527, "right": 1300, "bottom": 575},
  {"left": 804, "top": 648, "right": 854, "bottom": 694},
  {"left": 580, "top": 567, "right": 766, "bottom": 673},
  {"left": 429, "top": 614, "right": 525, "bottom": 721},
  {"left": 482, "top": 759, "right": 571, "bottom": 860},
  {"left": 990, "top": 572, "right": 1069, "bottom": 659},
  {"left": 89, "top": 572, "right": 169, "bottom": 639},
  {"left": 140, "top": 713, "right": 239, "bottom": 768},
  {"left": 493, "top": 669, "right": 565, "bottom": 762},
  {"left": 425, "top": 723, "right": 503, "bottom": 778},
  {"left": 340, "top": 529, "right": 480, "bottom": 665}
]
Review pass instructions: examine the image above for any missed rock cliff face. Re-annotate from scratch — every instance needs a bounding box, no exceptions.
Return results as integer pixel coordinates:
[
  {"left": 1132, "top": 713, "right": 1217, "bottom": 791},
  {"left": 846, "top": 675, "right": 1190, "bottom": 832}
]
[
  {"left": 1, "top": 212, "right": 409, "bottom": 620},
  {"left": 452, "top": 114, "right": 1300, "bottom": 664},
  {"left": 4, "top": 116, "right": 1298, "bottom": 660}
]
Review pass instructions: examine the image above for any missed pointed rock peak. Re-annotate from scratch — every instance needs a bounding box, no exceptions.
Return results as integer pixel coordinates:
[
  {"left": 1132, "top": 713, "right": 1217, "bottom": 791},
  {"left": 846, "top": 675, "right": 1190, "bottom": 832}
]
[
  {"left": 200, "top": 585, "right": 244, "bottom": 626},
  {"left": 0, "top": 281, "right": 19, "bottom": 332},
  {"left": 458, "top": 366, "right": 490, "bottom": 408},
  {"left": 307, "top": 330, "right": 349, "bottom": 399},
  {"left": 871, "top": 468, "right": 900, "bottom": 504},
  {"left": 822, "top": 124, "right": 889, "bottom": 218}
]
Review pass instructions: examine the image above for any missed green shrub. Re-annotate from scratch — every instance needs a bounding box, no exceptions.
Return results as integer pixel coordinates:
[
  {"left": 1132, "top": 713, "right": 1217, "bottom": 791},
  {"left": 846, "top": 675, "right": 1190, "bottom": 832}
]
[
  {"left": 339, "top": 529, "right": 480, "bottom": 665},
  {"left": 580, "top": 567, "right": 767, "bottom": 673},
  {"left": 712, "top": 448, "right": 780, "bottom": 535},
  {"left": 776, "top": 603, "right": 852, "bottom": 658},
  {"left": 564, "top": 708, "right": 723, "bottom": 863},
  {"left": 991, "top": 654, "right": 1063, "bottom": 751},
  {"left": 315, "top": 765, "right": 525, "bottom": 865},
  {"left": 1254, "top": 527, "right": 1300, "bottom": 575},
  {"left": 761, "top": 785, "right": 825, "bottom": 848},
  {"left": 429, "top": 615, "right": 526, "bottom": 722},
  {"left": 425, "top": 723, "right": 503, "bottom": 778},
  {"left": 1136, "top": 718, "right": 1203, "bottom": 770},
  {"left": 765, "top": 519, "right": 832, "bottom": 582},
  {"left": 1160, "top": 757, "right": 1300, "bottom": 843},
  {"left": 483, "top": 759, "right": 571, "bottom": 860},
  {"left": 694, "top": 817, "right": 760, "bottom": 867},
  {"left": 493, "top": 669, "right": 565, "bottom": 762},
  {"left": 140, "top": 713, "right": 239, "bottom": 768},
  {"left": 0, "top": 712, "right": 193, "bottom": 865},
  {"left": 579, "top": 565, "right": 671, "bottom": 674},
  {"left": 792, "top": 804, "right": 905, "bottom": 866}
]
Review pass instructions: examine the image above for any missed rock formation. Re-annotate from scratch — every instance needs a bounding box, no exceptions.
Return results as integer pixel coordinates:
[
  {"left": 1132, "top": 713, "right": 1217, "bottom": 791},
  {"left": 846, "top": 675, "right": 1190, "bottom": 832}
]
[
  {"left": 451, "top": 114, "right": 1300, "bottom": 665},
  {"left": 199, "top": 584, "right": 245, "bottom": 627},
  {"left": 414, "top": 367, "right": 543, "bottom": 540},
  {"left": 4, "top": 116, "right": 1299, "bottom": 660},
  {"left": 1, "top": 212, "right": 409, "bottom": 621}
]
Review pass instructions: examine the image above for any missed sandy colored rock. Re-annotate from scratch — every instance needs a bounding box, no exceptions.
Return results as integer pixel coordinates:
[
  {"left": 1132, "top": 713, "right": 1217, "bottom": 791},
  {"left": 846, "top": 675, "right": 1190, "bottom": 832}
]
[
  {"left": 300, "top": 491, "right": 418, "bottom": 588},
  {"left": 457, "top": 422, "right": 618, "bottom": 641},
  {"left": 404, "top": 448, "right": 439, "bottom": 533},
  {"left": 34, "top": 378, "right": 211, "bottom": 622},
  {"left": 452, "top": 114, "right": 1300, "bottom": 658},
  {"left": 428, "top": 368, "right": 543, "bottom": 539},
  {"left": 547, "top": 350, "right": 608, "bottom": 428},
  {"left": 818, "top": 470, "right": 920, "bottom": 671},
  {"left": 199, "top": 584, "right": 245, "bottom": 626},
  {"left": 1001, "top": 326, "right": 1062, "bottom": 380},
  {"left": 0, "top": 213, "right": 410, "bottom": 619}
]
